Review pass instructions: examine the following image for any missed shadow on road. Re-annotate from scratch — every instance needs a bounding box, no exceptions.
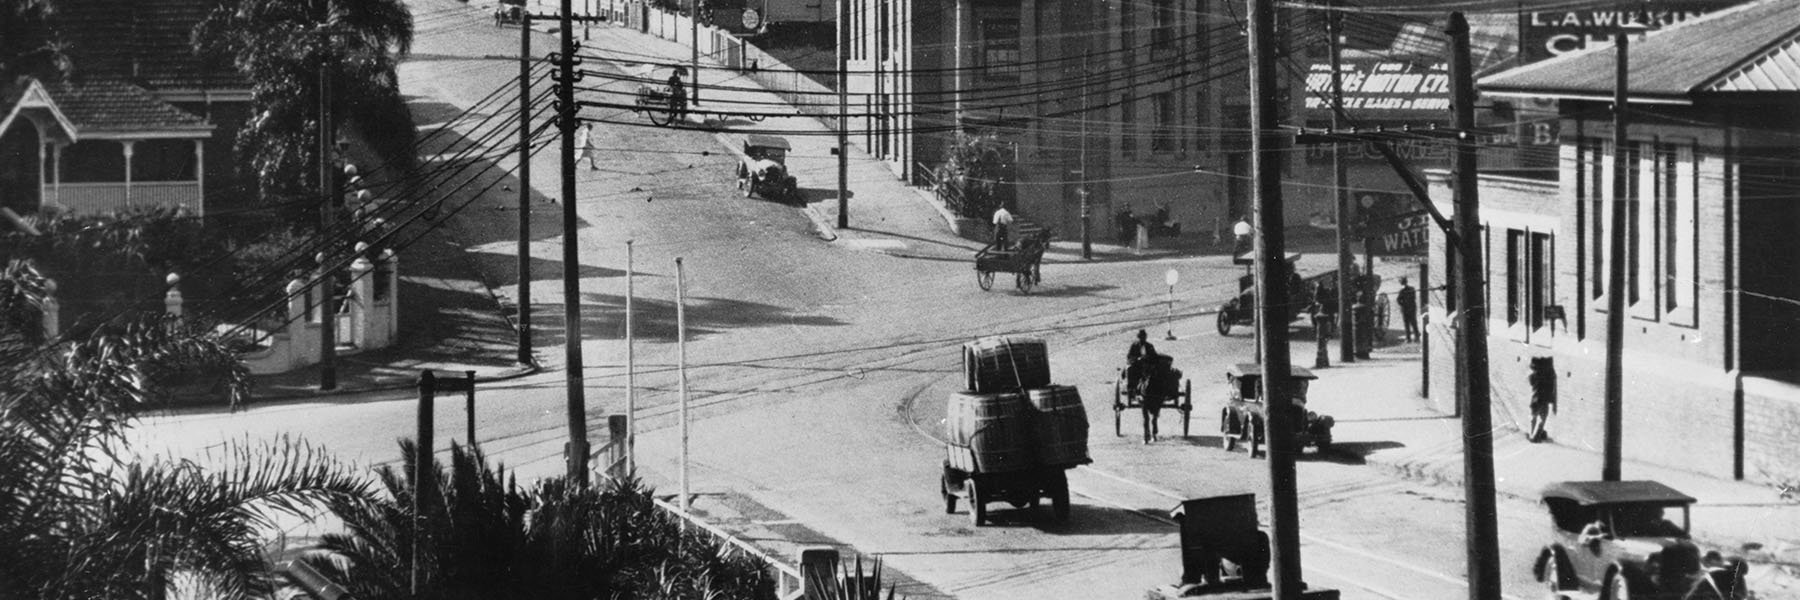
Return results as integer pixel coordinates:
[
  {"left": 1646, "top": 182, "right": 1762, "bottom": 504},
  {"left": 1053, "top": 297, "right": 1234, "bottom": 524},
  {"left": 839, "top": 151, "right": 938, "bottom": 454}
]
[
  {"left": 1316, "top": 440, "right": 1407, "bottom": 465},
  {"left": 952, "top": 504, "right": 1175, "bottom": 537}
]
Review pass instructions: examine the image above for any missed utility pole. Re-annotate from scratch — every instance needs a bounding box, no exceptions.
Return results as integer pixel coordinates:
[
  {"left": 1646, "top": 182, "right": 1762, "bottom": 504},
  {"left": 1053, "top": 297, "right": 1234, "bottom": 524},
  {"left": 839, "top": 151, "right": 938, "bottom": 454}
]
[
  {"left": 835, "top": 0, "right": 850, "bottom": 229},
  {"left": 317, "top": 56, "right": 337, "bottom": 392},
  {"left": 557, "top": 0, "right": 590, "bottom": 487},
  {"left": 690, "top": 0, "right": 700, "bottom": 107},
  {"left": 517, "top": 12, "right": 534, "bottom": 367},
  {"left": 1079, "top": 50, "right": 1091, "bottom": 260},
  {"left": 1248, "top": 0, "right": 1301, "bottom": 597},
  {"left": 1603, "top": 30, "right": 1630, "bottom": 482},
  {"left": 1449, "top": 13, "right": 1500, "bottom": 600},
  {"left": 1328, "top": 2, "right": 1353, "bottom": 362}
]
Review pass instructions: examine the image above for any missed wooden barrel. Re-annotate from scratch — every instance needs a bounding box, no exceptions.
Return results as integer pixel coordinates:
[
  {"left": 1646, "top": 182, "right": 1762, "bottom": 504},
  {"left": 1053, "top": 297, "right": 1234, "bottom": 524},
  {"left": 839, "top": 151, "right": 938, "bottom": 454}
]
[
  {"left": 945, "top": 391, "right": 1036, "bottom": 473},
  {"left": 963, "top": 336, "right": 1051, "bottom": 393},
  {"left": 1026, "top": 385, "right": 1089, "bottom": 467}
]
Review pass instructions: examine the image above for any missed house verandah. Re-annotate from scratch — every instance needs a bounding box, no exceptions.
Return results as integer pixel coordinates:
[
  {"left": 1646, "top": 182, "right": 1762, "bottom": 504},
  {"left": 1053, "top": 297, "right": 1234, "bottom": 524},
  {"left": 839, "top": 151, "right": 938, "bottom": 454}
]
[
  {"left": 1421, "top": 0, "right": 1800, "bottom": 486},
  {"left": 1, "top": 77, "right": 213, "bottom": 218}
]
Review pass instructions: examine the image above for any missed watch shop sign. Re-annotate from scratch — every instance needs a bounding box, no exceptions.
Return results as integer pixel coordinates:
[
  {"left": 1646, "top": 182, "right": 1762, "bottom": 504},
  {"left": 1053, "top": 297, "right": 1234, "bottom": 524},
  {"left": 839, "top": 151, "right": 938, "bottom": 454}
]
[{"left": 1517, "top": 1, "right": 1749, "bottom": 63}]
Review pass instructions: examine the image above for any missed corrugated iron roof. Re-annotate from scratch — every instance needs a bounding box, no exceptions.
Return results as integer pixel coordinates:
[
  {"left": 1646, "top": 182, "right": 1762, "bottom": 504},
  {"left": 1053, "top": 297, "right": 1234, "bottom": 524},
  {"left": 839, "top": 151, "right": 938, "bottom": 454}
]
[
  {"left": 1478, "top": 0, "right": 1800, "bottom": 101},
  {"left": 44, "top": 79, "right": 213, "bottom": 136}
]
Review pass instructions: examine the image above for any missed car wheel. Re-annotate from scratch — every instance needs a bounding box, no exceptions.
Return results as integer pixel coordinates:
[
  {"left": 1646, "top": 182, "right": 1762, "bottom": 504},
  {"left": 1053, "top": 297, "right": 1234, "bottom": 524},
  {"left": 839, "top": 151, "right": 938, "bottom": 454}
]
[
  {"left": 941, "top": 475, "right": 957, "bottom": 515},
  {"left": 967, "top": 479, "right": 986, "bottom": 526},
  {"left": 1216, "top": 310, "right": 1231, "bottom": 335},
  {"left": 1051, "top": 471, "right": 1071, "bottom": 523},
  {"left": 1542, "top": 551, "right": 1566, "bottom": 598},
  {"left": 1604, "top": 569, "right": 1631, "bottom": 600}
]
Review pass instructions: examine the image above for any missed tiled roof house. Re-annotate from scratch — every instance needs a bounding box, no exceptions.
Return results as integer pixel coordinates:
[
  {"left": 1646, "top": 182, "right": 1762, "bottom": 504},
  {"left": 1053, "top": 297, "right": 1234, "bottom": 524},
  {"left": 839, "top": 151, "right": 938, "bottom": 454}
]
[
  {"left": 1418, "top": 0, "right": 1800, "bottom": 484},
  {"left": 0, "top": 0, "right": 253, "bottom": 218}
]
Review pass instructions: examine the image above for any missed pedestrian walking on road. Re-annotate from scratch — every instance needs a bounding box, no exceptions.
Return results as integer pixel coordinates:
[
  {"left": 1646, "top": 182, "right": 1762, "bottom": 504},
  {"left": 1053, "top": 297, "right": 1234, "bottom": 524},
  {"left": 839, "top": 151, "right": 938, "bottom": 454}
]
[
  {"left": 668, "top": 67, "right": 689, "bottom": 122},
  {"left": 991, "top": 204, "right": 1015, "bottom": 250},
  {"left": 1527, "top": 356, "right": 1557, "bottom": 443},
  {"left": 577, "top": 122, "right": 600, "bottom": 171},
  {"left": 1397, "top": 277, "right": 1419, "bottom": 342}
]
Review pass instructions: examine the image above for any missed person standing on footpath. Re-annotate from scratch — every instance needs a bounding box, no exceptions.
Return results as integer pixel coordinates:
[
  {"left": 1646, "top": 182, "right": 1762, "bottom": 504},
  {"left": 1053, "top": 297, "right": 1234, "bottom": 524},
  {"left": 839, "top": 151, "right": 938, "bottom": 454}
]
[
  {"left": 991, "top": 204, "right": 1015, "bottom": 250},
  {"left": 1527, "top": 356, "right": 1557, "bottom": 442},
  {"left": 667, "top": 67, "right": 689, "bottom": 122},
  {"left": 577, "top": 123, "right": 600, "bottom": 171},
  {"left": 1397, "top": 276, "right": 1419, "bottom": 342}
]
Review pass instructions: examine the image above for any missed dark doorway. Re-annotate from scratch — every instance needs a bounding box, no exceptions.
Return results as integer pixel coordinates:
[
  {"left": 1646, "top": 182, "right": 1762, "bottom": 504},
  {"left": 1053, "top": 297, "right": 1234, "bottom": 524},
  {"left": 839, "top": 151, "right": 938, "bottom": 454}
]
[{"left": 1738, "top": 148, "right": 1800, "bottom": 372}]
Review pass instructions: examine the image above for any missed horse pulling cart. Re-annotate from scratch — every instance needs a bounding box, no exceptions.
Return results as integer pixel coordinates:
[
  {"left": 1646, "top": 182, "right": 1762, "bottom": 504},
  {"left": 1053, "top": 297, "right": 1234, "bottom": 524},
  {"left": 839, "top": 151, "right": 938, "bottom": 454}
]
[
  {"left": 974, "top": 231, "right": 1051, "bottom": 293},
  {"left": 1112, "top": 354, "right": 1193, "bottom": 440}
]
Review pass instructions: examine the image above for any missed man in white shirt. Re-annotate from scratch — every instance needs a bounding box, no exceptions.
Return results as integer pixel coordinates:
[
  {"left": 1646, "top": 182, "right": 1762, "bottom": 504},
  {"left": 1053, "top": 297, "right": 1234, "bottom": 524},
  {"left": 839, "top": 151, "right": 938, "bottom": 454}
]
[{"left": 991, "top": 205, "right": 1015, "bottom": 249}]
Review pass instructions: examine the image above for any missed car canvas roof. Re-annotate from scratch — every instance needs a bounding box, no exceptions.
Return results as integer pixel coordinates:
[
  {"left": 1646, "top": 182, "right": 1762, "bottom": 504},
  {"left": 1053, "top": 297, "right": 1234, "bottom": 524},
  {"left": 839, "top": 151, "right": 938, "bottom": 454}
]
[
  {"left": 745, "top": 134, "right": 791, "bottom": 150},
  {"left": 1540, "top": 480, "right": 1696, "bottom": 506},
  {"left": 1228, "top": 363, "right": 1318, "bottom": 380}
]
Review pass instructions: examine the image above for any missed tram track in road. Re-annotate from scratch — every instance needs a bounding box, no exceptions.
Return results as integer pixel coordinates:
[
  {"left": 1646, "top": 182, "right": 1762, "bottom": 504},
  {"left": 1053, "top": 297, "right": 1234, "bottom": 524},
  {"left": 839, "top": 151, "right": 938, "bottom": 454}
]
[{"left": 477, "top": 278, "right": 1246, "bottom": 471}]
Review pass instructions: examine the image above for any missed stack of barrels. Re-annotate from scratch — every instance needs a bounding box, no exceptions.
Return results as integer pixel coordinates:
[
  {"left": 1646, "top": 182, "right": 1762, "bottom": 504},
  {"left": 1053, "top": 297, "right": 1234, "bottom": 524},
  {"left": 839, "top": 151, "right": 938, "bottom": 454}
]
[{"left": 945, "top": 336, "right": 1091, "bottom": 473}]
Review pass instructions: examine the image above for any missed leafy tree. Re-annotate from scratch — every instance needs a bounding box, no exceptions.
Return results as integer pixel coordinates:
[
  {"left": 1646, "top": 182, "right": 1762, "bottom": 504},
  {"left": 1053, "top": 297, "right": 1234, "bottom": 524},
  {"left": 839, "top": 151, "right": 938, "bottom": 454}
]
[
  {"left": 306, "top": 442, "right": 778, "bottom": 600},
  {"left": 0, "top": 259, "right": 374, "bottom": 598},
  {"left": 934, "top": 130, "right": 1015, "bottom": 219},
  {"left": 194, "top": 0, "right": 419, "bottom": 200},
  {"left": 0, "top": 0, "right": 69, "bottom": 85}
]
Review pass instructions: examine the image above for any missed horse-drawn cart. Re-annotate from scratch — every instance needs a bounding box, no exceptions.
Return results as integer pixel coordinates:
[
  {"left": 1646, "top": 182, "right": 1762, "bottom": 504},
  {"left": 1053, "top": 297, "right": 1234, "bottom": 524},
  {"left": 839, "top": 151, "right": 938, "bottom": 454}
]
[
  {"left": 1113, "top": 355, "right": 1193, "bottom": 439},
  {"left": 974, "top": 231, "right": 1051, "bottom": 293}
]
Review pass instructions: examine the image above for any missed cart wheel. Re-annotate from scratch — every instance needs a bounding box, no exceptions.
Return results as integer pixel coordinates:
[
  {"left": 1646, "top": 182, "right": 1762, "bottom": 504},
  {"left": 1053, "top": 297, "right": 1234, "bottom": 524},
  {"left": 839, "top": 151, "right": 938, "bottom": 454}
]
[
  {"left": 1113, "top": 379, "right": 1125, "bottom": 437},
  {"left": 1216, "top": 310, "right": 1232, "bottom": 335},
  {"left": 977, "top": 270, "right": 994, "bottom": 291},
  {"left": 1015, "top": 271, "right": 1034, "bottom": 294},
  {"left": 1051, "top": 471, "right": 1071, "bottom": 523},
  {"left": 967, "top": 479, "right": 986, "bottom": 526},
  {"left": 941, "top": 475, "right": 957, "bottom": 514},
  {"left": 647, "top": 104, "right": 672, "bottom": 127}
]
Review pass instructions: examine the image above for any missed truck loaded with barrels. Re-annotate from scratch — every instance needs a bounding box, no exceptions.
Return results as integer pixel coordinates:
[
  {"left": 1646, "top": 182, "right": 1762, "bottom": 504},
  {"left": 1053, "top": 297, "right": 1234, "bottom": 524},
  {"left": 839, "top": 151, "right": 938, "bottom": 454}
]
[{"left": 941, "top": 336, "right": 1091, "bottom": 526}]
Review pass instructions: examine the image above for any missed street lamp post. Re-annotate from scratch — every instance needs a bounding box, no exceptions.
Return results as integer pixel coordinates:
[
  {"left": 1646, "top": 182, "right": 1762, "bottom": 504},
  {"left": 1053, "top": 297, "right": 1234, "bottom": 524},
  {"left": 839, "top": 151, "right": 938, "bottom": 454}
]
[{"left": 1164, "top": 268, "right": 1179, "bottom": 340}]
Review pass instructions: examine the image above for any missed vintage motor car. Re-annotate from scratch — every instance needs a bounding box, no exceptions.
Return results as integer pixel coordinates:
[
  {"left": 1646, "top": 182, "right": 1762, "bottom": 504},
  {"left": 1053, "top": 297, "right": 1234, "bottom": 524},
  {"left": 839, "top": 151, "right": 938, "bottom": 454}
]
[
  {"left": 1535, "top": 480, "right": 1748, "bottom": 600},
  {"left": 736, "top": 134, "right": 799, "bottom": 202},
  {"left": 1218, "top": 363, "right": 1333, "bottom": 456}
]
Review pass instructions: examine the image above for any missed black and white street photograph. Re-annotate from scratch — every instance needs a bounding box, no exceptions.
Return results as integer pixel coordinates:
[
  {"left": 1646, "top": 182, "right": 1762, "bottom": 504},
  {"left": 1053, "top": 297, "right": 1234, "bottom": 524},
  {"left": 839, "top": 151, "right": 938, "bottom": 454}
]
[{"left": 3, "top": 0, "right": 1799, "bottom": 597}]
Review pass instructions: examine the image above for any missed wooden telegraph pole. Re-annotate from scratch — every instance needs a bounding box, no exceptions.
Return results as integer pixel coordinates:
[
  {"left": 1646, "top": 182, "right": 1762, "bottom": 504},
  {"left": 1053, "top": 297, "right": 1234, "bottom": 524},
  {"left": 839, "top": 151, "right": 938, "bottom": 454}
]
[
  {"left": 517, "top": 11, "right": 534, "bottom": 366},
  {"left": 1448, "top": 13, "right": 1501, "bottom": 600},
  {"left": 317, "top": 59, "right": 337, "bottom": 392},
  {"left": 1603, "top": 31, "right": 1630, "bottom": 482},
  {"left": 557, "top": 0, "right": 589, "bottom": 487},
  {"left": 836, "top": 0, "right": 850, "bottom": 229},
  {"left": 1247, "top": 0, "right": 1301, "bottom": 596},
  {"left": 1328, "top": 1, "right": 1354, "bottom": 362}
]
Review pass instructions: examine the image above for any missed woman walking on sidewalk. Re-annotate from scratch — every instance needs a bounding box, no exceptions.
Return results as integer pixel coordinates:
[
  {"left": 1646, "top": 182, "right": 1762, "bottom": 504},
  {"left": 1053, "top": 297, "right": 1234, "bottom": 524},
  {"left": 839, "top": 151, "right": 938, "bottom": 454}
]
[{"left": 1527, "top": 356, "right": 1557, "bottom": 443}]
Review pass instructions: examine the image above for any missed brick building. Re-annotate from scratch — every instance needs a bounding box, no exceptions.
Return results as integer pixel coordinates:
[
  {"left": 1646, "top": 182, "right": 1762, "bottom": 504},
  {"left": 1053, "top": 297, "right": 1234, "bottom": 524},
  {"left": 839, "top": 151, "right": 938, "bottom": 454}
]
[
  {"left": 845, "top": 0, "right": 1245, "bottom": 241},
  {"left": 1422, "top": 0, "right": 1800, "bottom": 483}
]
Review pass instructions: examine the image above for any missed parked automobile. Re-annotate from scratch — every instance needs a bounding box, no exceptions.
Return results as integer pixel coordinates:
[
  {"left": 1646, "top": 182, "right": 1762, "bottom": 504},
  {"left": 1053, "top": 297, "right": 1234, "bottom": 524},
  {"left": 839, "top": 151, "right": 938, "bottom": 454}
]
[
  {"left": 1535, "top": 480, "right": 1748, "bottom": 600},
  {"left": 1218, "top": 363, "right": 1333, "bottom": 457}
]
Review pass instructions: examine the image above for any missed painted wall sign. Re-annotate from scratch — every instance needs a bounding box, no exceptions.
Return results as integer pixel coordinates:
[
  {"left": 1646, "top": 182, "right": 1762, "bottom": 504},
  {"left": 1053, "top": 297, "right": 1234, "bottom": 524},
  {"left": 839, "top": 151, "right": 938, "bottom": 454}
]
[{"left": 1516, "top": 2, "right": 1750, "bottom": 63}]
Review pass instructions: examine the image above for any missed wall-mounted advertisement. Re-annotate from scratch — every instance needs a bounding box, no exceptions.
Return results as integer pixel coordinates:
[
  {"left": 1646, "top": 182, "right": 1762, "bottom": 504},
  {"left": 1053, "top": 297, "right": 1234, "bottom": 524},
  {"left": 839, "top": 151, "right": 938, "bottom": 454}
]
[
  {"left": 1303, "top": 60, "right": 1451, "bottom": 117},
  {"left": 1516, "top": 1, "right": 1751, "bottom": 63},
  {"left": 978, "top": 16, "right": 1021, "bottom": 82}
]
